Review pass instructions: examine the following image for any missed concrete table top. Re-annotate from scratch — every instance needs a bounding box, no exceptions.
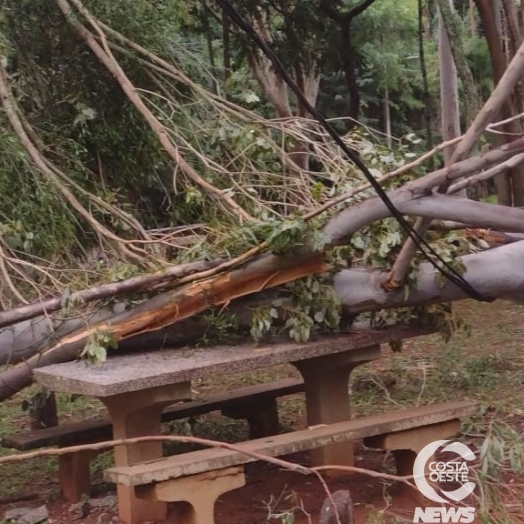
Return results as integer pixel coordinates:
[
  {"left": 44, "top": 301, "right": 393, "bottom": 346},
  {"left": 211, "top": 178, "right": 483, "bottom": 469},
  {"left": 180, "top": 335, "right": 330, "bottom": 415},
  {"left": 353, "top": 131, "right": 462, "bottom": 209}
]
[{"left": 33, "top": 323, "right": 433, "bottom": 398}]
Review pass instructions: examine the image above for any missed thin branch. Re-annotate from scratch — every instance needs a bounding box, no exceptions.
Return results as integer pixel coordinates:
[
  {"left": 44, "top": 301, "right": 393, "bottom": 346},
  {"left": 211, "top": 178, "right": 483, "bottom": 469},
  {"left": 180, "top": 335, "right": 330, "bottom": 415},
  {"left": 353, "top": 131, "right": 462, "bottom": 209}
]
[
  {"left": 303, "top": 136, "right": 464, "bottom": 221},
  {"left": 58, "top": 0, "right": 253, "bottom": 224},
  {"left": 0, "top": 259, "right": 224, "bottom": 330},
  {"left": 0, "top": 434, "right": 414, "bottom": 487}
]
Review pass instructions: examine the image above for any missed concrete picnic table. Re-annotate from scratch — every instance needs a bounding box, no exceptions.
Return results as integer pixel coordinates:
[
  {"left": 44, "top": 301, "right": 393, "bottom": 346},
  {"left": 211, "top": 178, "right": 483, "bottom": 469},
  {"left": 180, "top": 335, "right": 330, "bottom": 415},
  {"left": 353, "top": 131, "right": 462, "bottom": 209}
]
[{"left": 33, "top": 322, "right": 432, "bottom": 524}]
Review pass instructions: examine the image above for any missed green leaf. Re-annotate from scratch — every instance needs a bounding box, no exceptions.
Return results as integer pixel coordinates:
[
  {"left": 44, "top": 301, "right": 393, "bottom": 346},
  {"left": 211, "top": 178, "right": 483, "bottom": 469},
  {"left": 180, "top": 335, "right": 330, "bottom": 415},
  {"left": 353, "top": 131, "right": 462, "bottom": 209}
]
[{"left": 314, "top": 310, "right": 325, "bottom": 323}]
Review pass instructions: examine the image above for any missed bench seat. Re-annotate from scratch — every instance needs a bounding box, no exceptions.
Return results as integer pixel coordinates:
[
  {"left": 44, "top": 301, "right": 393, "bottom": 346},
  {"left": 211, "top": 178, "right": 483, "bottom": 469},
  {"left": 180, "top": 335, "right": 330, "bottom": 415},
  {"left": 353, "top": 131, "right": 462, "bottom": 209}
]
[
  {"left": 103, "top": 400, "right": 479, "bottom": 524},
  {"left": 105, "top": 400, "right": 479, "bottom": 486}
]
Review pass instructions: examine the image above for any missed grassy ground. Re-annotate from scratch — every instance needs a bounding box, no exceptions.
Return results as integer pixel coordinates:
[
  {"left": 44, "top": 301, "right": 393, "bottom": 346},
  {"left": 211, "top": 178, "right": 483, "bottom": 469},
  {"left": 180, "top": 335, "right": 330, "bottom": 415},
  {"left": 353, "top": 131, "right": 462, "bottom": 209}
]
[{"left": 1, "top": 299, "right": 524, "bottom": 521}]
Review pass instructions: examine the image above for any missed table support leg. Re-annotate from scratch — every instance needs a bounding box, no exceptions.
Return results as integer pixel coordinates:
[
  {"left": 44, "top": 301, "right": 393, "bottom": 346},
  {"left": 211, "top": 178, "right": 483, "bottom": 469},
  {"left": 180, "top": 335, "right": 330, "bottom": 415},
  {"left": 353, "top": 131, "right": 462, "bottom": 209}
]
[
  {"left": 58, "top": 449, "right": 98, "bottom": 503},
  {"left": 292, "top": 345, "right": 380, "bottom": 474},
  {"left": 103, "top": 383, "right": 191, "bottom": 524}
]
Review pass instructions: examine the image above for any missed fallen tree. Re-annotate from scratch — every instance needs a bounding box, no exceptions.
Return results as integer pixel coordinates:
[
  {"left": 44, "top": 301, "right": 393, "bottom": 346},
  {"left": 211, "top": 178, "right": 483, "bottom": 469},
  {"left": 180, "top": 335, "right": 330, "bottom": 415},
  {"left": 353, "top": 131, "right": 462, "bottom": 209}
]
[{"left": 2, "top": 0, "right": 524, "bottom": 403}]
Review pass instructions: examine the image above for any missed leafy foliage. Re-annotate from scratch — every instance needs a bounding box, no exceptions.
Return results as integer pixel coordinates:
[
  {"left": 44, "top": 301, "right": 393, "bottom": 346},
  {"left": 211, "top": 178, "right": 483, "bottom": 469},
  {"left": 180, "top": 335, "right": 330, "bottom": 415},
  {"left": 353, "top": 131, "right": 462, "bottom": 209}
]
[
  {"left": 80, "top": 329, "right": 118, "bottom": 364},
  {"left": 0, "top": 0, "right": 499, "bottom": 344}
]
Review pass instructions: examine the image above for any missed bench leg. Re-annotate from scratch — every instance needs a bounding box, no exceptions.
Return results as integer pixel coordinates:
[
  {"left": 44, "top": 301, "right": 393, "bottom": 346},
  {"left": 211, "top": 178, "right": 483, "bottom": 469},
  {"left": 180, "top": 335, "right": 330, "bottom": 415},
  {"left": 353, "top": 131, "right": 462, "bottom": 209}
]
[
  {"left": 221, "top": 398, "right": 280, "bottom": 439},
  {"left": 139, "top": 466, "right": 245, "bottom": 524},
  {"left": 103, "top": 382, "right": 191, "bottom": 524},
  {"left": 364, "top": 419, "right": 462, "bottom": 502},
  {"left": 292, "top": 345, "right": 380, "bottom": 474},
  {"left": 58, "top": 449, "right": 98, "bottom": 502}
]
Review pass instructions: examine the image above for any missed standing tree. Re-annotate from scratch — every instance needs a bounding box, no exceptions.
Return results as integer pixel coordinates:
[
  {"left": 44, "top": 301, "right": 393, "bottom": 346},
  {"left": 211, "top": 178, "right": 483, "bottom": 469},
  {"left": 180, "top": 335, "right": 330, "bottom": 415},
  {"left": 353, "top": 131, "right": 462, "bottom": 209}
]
[
  {"left": 475, "top": 0, "right": 524, "bottom": 206},
  {"left": 321, "top": 0, "right": 379, "bottom": 125},
  {"left": 438, "top": 0, "right": 461, "bottom": 164}
]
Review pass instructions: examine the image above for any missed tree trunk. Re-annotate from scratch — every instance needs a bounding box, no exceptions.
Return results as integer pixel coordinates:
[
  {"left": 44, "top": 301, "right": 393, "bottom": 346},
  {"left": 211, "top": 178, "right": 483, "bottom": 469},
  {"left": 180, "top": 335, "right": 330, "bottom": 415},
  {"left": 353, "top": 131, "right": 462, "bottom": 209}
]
[
  {"left": 438, "top": 0, "right": 461, "bottom": 165},
  {"left": 334, "top": 240, "right": 524, "bottom": 313},
  {"left": 418, "top": 0, "right": 434, "bottom": 162},
  {"left": 436, "top": 0, "right": 481, "bottom": 124},
  {"left": 475, "top": 0, "right": 524, "bottom": 206},
  {"left": 0, "top": 252, "right": 327, "bottom": 401},
  {"left": 341, "top": 22, "right": 360, "bottom": 125},
  {"left": 222, "top": 10, "right": 231, "bottom": 85},
  {"left": 383, "top": 84, "right": 392, "bottom": 148}
]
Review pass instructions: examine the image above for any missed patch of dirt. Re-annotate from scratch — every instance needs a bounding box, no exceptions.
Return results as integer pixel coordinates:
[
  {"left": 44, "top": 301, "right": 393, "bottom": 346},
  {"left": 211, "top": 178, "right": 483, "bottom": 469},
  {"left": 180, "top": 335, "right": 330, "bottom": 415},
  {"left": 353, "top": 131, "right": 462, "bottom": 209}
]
[{"left": 0, "top": 448, "right": 483, "bottom": 524}]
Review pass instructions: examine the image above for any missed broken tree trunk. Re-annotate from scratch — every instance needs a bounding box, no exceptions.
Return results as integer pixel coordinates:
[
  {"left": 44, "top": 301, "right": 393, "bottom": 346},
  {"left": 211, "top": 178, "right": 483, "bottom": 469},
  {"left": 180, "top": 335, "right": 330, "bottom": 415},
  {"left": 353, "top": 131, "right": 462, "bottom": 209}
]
[
  {"left": 0, "top": 252, "right": 327, "bottom": 401},
  {"left": 2, "top": 137, "right": 524, "bottom": 401},
  {"left": 0, "top": 259, "right": 223, "bottom": 329}
]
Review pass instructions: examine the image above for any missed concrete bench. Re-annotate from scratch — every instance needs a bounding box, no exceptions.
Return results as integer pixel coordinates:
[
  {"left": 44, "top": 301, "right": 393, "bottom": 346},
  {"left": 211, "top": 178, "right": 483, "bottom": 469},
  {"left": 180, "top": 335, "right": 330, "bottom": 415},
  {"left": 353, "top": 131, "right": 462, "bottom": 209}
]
[
  {"left": 104, "top": 400, "right": 479, "bottom": 524},
  {"left": 1, "top": 378, "right": 304, "bottom": 501}
]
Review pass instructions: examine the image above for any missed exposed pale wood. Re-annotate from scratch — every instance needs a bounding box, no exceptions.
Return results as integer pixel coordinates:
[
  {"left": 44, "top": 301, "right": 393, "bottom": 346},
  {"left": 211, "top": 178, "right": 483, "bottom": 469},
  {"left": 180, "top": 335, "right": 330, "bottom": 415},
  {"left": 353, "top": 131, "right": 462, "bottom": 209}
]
[
  {"left": 0, "top": 253, "right": 327, "bottom": 402},
  {"left": 104, "top": 400, "right": 479, "bottom": 486},
  {"left": 0, "top": 259, "right": 223, "bottom": 330}
]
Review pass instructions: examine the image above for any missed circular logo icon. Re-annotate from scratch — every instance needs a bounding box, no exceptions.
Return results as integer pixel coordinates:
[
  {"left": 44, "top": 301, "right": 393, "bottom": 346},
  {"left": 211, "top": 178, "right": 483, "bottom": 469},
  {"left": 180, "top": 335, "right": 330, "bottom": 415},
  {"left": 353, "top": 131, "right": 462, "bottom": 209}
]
[{"left": 413, "top": 440, "right": 476, "bottom": 504}]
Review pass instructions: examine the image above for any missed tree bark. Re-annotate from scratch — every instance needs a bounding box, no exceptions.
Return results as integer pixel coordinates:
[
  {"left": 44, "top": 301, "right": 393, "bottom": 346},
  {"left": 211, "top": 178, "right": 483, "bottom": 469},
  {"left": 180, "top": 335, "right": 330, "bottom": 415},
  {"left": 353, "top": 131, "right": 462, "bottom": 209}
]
[
  {"left": 418, "top": 0, "right": 434, "bottom": 163},
  {"left": 388, "top": 35, "right": 524, "bottom": 286},
  {"left": 341, "top": 22, "right": 360, "bottom": 124},
  {"left": 475, "top": 0, "right": 524, "bottom": 206},
  {"left": 3, "top": 146, "right": 524, "bottom": 400},
  {"left": 436, "top": 0, "right": 481, "bottom": 124},
  {"left": 0, "top": 259, "right": 222, "bottom": 330},
  {"left": 0, "top": 253, "right": 327, "bottom": 401},
  {"left": 334, "top": 240, "right": 524, "bottom": 313},
  {"left": 438, "top": 0, "right": 461, "bottom": 165}
]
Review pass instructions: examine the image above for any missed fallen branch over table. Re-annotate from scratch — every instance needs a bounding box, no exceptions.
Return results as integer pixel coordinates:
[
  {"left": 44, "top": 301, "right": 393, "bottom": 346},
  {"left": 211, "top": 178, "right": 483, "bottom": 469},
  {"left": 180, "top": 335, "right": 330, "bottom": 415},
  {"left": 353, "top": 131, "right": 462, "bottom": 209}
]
[{"left": 2, "top": 0, "right": 524, "bottom": 406}]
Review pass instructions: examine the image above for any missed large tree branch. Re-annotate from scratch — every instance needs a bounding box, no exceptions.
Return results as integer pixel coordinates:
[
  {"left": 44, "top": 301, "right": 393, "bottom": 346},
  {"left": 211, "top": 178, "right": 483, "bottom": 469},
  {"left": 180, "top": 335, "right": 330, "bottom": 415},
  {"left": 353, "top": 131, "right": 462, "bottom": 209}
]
[
  {"left": 411, "top": 137, "right": 524, "bottom": 193},
  {"left": 324, "top": 192, "right": 524, "bottom": 246},
  {"left": 0, "top": 252, "right": 328, "bottom": 401},
  {"left": 334, "top": 240, "right": 524, "bottom": 313},
  {"left": 389, "top": 36, "right": 524, "bottom": 286},
  {"left": 0, "top": 259, "right": 223, "bottom": 330},
  {"left": 448, "top": 153, "right": 524, "bottom": 195},
  {"left": 3, "top": 186, "right": 524, "bottom": 398},
  {"left": 323, "top": 138, "right": 524, "bottom": 245}
]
